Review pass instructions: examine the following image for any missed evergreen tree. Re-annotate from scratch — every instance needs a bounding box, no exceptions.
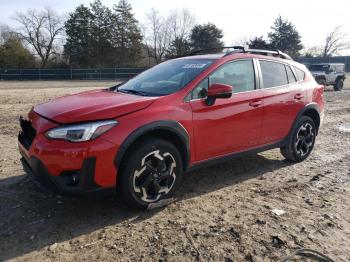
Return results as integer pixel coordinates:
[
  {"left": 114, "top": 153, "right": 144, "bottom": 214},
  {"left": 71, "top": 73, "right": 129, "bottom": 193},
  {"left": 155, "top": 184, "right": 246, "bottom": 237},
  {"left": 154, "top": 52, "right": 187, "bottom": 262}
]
[
  {"left": 64, "top": 0, "right": 143, "bottom": 67},
  {"left": 268, "top": 16, "right": 303, "bottom": 57},
  {"left": 166, "top": 37, "right": 191, "bottom": 58},
  {"left": 64, "top": 5, "right": 92, "bottom": 67},
  {"left": 247, "top": 36, "right": 270, "bottom": 49},
  {"left": 113, "top": 0, "right": 143, "bottom": 66},
  {"left": 89, "top": 0, "right": 114, "bottom": 67},
  {"left": 190, "top": 23, "right": 224, "bottom": 51}
]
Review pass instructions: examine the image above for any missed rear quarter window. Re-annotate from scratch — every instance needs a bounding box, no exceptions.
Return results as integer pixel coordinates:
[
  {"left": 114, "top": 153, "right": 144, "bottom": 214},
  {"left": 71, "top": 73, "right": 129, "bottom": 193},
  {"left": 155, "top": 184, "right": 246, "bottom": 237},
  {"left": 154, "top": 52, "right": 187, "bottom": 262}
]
[
  {"left": 260, "top": 60, "right": 288, "bottom": 88},
  {"left": 336, "top": 65, "right": 344, "bottom": 72},
  {"left": 293, "top": 66, "right": 305, "bottom": 81},
  {"left": 286, "top": 65, "right": 297, "bottom": 83}
]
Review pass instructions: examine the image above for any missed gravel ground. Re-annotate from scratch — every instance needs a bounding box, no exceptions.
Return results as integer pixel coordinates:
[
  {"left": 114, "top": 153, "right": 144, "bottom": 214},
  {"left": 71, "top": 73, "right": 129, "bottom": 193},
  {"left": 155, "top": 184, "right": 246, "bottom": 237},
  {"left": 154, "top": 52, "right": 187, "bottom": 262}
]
[{"left": 0, "top": 79, "right": 349, "bottom": 261}]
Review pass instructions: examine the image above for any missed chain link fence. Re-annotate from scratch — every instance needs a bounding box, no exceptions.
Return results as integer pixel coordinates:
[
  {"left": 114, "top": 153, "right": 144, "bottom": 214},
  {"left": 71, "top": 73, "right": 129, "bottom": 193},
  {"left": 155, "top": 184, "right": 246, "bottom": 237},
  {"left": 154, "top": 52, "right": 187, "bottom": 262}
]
[
  {"left": 295, "top": 56, "right": 350, "bottom": 72},
  {"left": 0, "top": 67, "right": 146, "bottom": 81},
  {"left": 1, "top": 56, "right": 349, "bottom": 81}
]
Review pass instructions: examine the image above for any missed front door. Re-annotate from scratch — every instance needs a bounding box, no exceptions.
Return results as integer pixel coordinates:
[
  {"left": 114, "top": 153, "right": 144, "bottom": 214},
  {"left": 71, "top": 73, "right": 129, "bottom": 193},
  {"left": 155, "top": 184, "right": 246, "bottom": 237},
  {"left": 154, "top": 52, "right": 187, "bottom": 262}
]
[{"left": 189, "top": 59, "right": 264, "bottom": 162}]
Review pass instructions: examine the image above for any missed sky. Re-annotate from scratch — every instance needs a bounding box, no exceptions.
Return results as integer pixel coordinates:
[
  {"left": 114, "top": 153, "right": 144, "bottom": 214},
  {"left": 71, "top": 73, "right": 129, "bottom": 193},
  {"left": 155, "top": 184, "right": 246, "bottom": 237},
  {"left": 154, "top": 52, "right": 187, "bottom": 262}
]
[{"left": 0, "top": 0, "right": 349, "bottom": 54}]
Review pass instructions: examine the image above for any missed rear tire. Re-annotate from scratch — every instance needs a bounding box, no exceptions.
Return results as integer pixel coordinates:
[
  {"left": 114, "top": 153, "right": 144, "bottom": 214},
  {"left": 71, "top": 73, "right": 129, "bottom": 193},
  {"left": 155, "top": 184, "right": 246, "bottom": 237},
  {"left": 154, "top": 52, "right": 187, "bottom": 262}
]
[
  {"left": 118, "top": 138, "right": 183, "bottom": 209},
  {"left": 334, "top": 79, "right": 344, "bottom": 91},
  {"left": 280, "top": 116, "right": 316, "bottom": 162}
]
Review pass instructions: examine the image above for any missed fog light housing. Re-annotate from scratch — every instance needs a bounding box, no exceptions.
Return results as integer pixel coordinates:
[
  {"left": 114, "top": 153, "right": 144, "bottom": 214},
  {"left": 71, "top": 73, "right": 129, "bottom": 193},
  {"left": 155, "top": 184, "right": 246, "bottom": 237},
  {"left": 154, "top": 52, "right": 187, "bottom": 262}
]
[
  {"left": 70, "top": 173, "right": 80, "bottom": 186},
  {"left": 60, "top": 171, "right": 80, "bottom": 186}
]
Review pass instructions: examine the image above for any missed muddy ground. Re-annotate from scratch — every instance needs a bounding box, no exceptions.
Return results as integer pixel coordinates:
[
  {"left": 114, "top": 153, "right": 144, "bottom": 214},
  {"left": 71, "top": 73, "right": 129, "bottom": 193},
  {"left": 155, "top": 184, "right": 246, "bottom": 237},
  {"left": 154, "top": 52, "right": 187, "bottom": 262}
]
[{"left": 0, "top": 79, "right": 349, "bottom": 262}]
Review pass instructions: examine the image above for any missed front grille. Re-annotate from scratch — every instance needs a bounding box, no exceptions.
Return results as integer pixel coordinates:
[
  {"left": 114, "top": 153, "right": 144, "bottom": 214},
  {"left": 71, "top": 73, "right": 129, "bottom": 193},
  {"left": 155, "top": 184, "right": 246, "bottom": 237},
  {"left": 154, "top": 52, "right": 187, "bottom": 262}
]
[{"left": 18, "top": 117, "right": 36, "bottom": 150}]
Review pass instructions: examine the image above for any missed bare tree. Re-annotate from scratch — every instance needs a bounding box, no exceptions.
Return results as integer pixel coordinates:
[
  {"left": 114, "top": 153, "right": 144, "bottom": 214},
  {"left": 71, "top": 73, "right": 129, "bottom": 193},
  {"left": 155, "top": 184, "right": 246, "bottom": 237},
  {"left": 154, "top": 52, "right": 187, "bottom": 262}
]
[
  {"left": 139, "top": 24, "right": 153, "bottom": 66},
  {"left": 322, "top": 26, "right": 349, "bottom": 57},
  {"left": 167, "top": 9, "right": 196, "bottom": 56},
  {"left": 303, "top": 46, "right": 322, "bottom": 57},
  {"left": 13, "top": 7, "right": 64, "bottom": 67},
  {"left": 145, "top": 8, "right": 172, "bottom": 63},
  {"left": 0, "top": 24, "right": 10, "bottom": 44},
  {"left": 144, "top": 8, "right": 196, "bottom": 62},
  {"left": 0, "top": 24, "right": 19, "bottom": 44}
]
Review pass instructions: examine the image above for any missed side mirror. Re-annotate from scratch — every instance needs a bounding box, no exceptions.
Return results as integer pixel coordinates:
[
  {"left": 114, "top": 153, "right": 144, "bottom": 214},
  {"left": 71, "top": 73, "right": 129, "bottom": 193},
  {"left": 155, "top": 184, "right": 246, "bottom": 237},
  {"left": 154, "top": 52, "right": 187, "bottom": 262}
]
[{"left": 206, "top": 83, "right": 233, "bottom": 106}]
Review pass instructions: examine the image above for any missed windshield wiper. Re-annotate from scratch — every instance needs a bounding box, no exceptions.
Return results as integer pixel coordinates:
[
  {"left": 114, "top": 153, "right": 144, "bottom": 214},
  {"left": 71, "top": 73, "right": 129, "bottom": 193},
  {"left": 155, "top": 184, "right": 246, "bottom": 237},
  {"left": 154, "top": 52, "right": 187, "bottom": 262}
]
[
  {"left": 109, "top": 81, "right": 128, "bottom": 91},
  {"left": 118, "top": 89, "right": 151, "bottom": 96}
]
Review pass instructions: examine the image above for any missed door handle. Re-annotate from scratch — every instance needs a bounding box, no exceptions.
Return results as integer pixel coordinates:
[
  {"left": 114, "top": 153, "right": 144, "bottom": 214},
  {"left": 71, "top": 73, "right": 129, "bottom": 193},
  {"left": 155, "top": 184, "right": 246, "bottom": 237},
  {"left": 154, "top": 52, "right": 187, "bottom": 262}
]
[
  {"left": 294, "top": 93, "right": 304, "bottom": 100},
  {"left": 249, "top": 100, "right": 262, "bottom": 107}
]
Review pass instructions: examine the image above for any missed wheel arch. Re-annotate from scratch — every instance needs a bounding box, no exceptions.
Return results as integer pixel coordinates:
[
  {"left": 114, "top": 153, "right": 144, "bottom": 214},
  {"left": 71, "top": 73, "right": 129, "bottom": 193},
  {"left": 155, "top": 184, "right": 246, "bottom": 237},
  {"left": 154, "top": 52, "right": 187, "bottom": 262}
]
[
  {"left": 283, "top": 104, "right": 321, "bottom": 147},
  {"left": 335, "top": 75, "right": 345, "bottom": 82},
  {"left": 316, "top": 75, "right": 326, "bottom": 81},
  {"left": 115, "top": 120, "right": 190, "bottom": 173},
  {"left": 296, "top": 104, "right": 321, "bottom": 134}
]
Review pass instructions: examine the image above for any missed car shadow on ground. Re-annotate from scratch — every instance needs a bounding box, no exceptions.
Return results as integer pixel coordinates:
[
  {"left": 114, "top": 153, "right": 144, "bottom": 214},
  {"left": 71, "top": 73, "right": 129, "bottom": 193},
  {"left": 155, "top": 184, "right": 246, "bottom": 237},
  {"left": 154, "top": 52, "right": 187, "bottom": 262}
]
[{"left": 0, "top": 152, "right": 291, "bottom": 260}]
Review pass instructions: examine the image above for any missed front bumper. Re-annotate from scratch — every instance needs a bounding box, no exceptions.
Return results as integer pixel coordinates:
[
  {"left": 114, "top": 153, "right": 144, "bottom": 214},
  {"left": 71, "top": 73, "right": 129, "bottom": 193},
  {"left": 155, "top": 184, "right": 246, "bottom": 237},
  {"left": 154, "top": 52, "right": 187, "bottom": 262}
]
[
  {"left": 19, "top": 154, "right": 108, "bottom": 195},
  {"left": 18, "top": 113, "right": 119, "bottom": 195}
]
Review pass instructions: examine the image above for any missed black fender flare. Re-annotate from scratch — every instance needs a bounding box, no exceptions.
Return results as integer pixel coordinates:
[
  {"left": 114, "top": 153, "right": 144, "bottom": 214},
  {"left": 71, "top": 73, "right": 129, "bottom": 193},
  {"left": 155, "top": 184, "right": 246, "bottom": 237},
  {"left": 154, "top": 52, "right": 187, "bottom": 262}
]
[
  {"left": 315, "top": 75, "right": 326, "bottom": 81},
  {"left": 115, "top": 120, "right": 190, "bottom": 171},
  {"left": 335, "top": 75, "right": 345, "bottom": 83},
  {"left": 283, "top": 104, "right": 321, "bottom": 146},
  {"left": 296, "top": 103, "right": 320, "bottom": 120}
]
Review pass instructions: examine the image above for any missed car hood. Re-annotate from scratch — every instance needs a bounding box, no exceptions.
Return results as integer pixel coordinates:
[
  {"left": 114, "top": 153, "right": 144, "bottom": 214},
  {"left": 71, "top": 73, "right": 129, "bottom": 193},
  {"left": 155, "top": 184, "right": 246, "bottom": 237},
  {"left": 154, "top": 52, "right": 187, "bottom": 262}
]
[
  {"left": 310, "top": 71, "right": 326, "bottom": 76},
  {"left": 34, "top": 89, "right": 157, "bottom": 124}
]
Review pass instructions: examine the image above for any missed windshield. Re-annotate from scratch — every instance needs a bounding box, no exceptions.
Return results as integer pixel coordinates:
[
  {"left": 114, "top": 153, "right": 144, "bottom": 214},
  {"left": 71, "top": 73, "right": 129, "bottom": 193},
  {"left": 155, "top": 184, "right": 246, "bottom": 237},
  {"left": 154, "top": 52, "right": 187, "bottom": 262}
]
[
  {"left": 309, "top": 64, "right": 329, "bottom": 72},
  {"left": 116, "top": 59, "right": 215, "bottom": 96}
]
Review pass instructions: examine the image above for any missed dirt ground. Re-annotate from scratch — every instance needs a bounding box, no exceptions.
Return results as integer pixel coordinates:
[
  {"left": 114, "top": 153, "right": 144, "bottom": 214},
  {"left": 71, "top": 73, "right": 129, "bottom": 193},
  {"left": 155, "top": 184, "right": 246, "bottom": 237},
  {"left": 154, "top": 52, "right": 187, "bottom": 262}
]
[{"left": 0, "top": 79, "right": 349, "bottom": 262}]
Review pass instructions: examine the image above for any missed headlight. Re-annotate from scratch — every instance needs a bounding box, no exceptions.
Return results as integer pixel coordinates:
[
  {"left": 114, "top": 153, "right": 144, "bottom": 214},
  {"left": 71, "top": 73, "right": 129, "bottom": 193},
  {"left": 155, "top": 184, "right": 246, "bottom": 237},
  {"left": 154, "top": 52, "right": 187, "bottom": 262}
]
[{"left": 46, "top": 120, "right": 117, "bottom": 142}]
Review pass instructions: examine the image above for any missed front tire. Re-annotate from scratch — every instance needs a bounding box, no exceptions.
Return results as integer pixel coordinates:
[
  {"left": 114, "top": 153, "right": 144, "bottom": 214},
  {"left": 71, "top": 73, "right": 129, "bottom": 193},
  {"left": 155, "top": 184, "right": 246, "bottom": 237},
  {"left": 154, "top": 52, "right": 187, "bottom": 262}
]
[
  {"left": 280, "top": 116, "right": 316, "bottom": 162},
  {"left": 334, "top": 79, "right": 344, "bottom": 91},
  {"left": 118, "top": 138, "right": 183, "bottom": 209}
]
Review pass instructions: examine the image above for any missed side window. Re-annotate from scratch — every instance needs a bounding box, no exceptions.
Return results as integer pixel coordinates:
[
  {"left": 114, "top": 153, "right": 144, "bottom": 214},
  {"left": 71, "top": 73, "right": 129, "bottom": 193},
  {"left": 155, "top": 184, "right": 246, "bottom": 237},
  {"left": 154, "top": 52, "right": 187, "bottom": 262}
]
[
  {"left": 191, "top": 60, "right": 255, "bottom": 99},
  {"left": 210, "top": 60, "right": 255, "bottom": 93},
  {"left": 293, "top": 66, "right": 305, "bottom": 81},
  {"left": 286, "top": 65, "right": 297, "bottom": 83},
  {"left": 260, "top": 60, "right": 288, "bottom": 88},
  {"left": 336, "top": 65, "right": 344, "bottom": 72},
  {"left": 191, "top": 78, "right": 209, "bottom": 100}
]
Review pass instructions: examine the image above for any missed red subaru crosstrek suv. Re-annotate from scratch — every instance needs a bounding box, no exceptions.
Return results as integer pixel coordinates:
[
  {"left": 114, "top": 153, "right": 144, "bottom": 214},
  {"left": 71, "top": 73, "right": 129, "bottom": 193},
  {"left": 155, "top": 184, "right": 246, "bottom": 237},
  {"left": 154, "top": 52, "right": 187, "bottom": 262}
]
[{"left": 18, "top": 47, "right": 324, "bottom": 209}]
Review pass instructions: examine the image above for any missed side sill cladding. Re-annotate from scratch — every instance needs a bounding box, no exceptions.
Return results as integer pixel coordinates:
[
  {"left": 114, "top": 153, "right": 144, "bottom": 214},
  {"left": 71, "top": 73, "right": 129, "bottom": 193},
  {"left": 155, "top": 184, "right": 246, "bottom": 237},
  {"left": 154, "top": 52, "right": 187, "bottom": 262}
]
[{"left": 115, "top": 120, "right": 190, "bottom": 171}]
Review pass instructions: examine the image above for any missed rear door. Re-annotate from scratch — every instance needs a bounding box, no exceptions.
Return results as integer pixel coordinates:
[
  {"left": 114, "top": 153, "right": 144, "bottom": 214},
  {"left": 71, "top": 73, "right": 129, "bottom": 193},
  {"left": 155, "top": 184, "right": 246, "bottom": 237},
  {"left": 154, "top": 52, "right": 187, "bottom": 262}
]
[
  {"left": 258, "top": 60, "right": 305, "bottom": 145},
  {"left": 189, "top": 59, "right": 264, "bottom": 162}
]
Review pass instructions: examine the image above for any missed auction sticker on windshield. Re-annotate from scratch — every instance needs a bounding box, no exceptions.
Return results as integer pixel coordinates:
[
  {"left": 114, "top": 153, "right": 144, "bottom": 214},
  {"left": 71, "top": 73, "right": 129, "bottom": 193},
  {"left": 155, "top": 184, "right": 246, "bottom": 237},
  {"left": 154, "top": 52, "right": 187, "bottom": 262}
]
[{"left": 183, "top": 64, "right": 208, "bottom": 69}]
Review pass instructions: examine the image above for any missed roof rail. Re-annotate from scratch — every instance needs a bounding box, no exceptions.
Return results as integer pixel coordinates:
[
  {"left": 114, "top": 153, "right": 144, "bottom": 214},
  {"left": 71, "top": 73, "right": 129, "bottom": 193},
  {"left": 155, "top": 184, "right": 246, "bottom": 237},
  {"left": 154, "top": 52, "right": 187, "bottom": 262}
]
[
  {"left": 222, "top": 47, "right": 293, "bottom": 60},
  {"left": 244, "top": 49, "right": 293, "bottom": 60},
  {"left": 188, "top": 46, "right": 245, "bottom": 56},
  {"left": 185, "top": 46, "right": 293, "bottom": 60}
]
